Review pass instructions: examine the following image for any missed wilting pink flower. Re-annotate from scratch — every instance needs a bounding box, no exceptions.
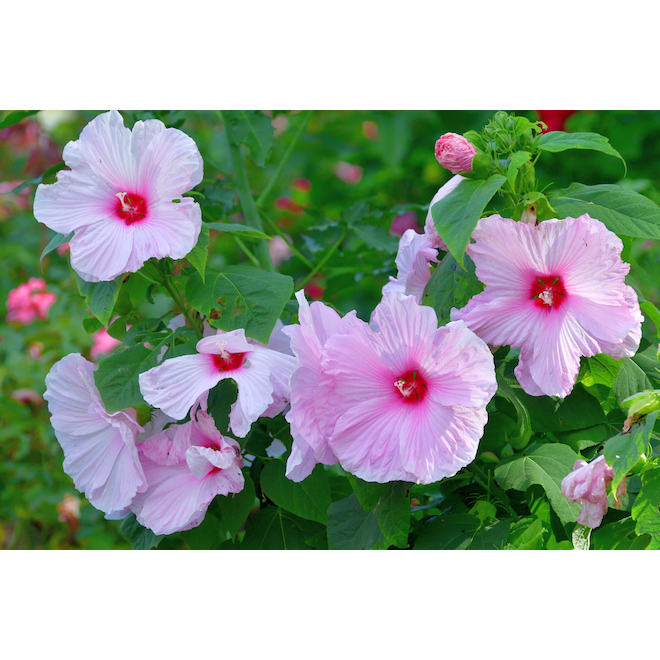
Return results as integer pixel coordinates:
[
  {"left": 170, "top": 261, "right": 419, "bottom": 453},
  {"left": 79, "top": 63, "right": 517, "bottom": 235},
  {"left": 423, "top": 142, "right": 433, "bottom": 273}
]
[
  {"left": 281, "top": 291, "right": 343, "bottom": 481},
  {"left": 139, "top": 328, "right": 296, "bottom": 437},
  {"left": 561, "top": 455, "right": 625, "bottom": 528},
  {"left": 362, "top": 120, "right": 379, "bottom": 141},
  {"left": 536, "top": 110, "right": 577, "bottom": 133},
  {"left": 57, "top": 493, "right": 81, "bottom": 535},
  {"left": 6, "top": 278, "right": 57, "bottom": 324},
  {"left": 130, "top": 404, "right": 244, "bottom": 535},
  {"left": 90, "top": 327, "right": 122, "bottom": 360},
  {"left": 10, "top": 388, "right": 43, "bottom": 406},
  {"left": 389, "top": 211, "right": 419, "bottom": 237},
  {"left": 268, "top": 235, "right": 293, "bottom": 267},
  {"left": 334, "top": 161, "right": 363, "bottom": 185},
  {"left": 424, "top": 174, "right": 465, "bottom": 251},
  {"left": 292, "top": 178, "right": 311, "bottom": 192},
  {"left": 452, "top": 214, "right": 642, "bottom": 398},
  {"left": 382, "top": 229, "right": 439, "bottom": 303},
  {"left": 43, "top": 353, "right": 146, "bottom": 516},
  {"left": 434, "top": 133, "right": 476, "bottom": 174},
  {"left": 288, "top": 292, "right": 497, "bottom": 484},
  {"left": 33, "top": 110, "right": 203, "bottom": 282}
]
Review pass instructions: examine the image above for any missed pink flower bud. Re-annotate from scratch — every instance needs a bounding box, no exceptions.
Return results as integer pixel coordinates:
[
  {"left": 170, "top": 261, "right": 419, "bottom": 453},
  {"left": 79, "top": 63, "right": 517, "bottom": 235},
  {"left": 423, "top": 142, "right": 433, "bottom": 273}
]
[
  {"left": 268, "top": 235, "right": 293, "bottom": 267},
  {"left": 536, "top": 110, "right": 577, "bottom": 133},
  {"left": 434, "top": 133, "right": 476, "bottom": 174},
  {"left": 292, "top": 178, "right": 311, "bottom": 193},
  {"left": 274, "top": 197, "right": 303, "bottom": 215},
  {"left": 362, "top": 120, "right": 379, "bottom": 141},
  {"left": 334, "top": 161, "right": 363, "bottom": 185},
  {"left": 6, "top": 278, "right": 57, "bottom": 324},
  {"left": 56, "top": 242, "right": 70, "bottom": 256},
  {"left": 561, "top": 455, "right": 624, "bottom": 529},
  {"left": 389, "top": 211, "right": 420, "bottom": 236}
]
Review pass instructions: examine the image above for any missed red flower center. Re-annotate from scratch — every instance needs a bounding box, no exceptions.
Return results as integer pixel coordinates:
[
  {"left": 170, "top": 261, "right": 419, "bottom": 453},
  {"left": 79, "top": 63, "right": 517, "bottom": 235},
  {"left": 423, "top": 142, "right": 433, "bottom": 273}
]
[
  {"left": 213, "top": 351, "right": 246, "bottom": 371},
  {"left": 530, "top": 274, "right": 567, "bottom": 310},
  {"left": 115, "top": 192, "right": 147, "bottom": 225},
  {"left": 394, "top": 369, "right": 427, "bottom": 404}
]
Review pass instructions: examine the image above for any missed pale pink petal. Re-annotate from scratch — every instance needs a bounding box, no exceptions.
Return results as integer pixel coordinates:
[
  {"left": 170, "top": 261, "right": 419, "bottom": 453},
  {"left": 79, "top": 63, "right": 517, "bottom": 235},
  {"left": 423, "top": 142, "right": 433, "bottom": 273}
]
[
  {"left": 424, "top": 174, "right": 464, "bottom": 250},
  {"left": 228, "top": 359, "right": 275, "bottom": 437},
  {"left": 285, "top": 435, "right": 325, "bottom": 482}
]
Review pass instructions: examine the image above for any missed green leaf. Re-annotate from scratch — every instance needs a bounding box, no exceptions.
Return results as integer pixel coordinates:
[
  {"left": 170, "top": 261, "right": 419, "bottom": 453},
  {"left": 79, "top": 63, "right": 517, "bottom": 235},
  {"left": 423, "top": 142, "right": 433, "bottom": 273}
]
[
  {"left": 431, "top": 174, "right": 506, "bottom": 267},
  {"left": 119, "top": 513, "right": 163, "bottom": 550},
  {"left": 327, "top": 494, "right": 387, "bottom": 550},
  {"left": 4, "top": 161, "right": 67, "bottom": 195},
  {"left": 221, "top": 110, "right": 274, "bottom": 167},
  {"left": 494, "top": 443, "right": 583, "bottom": 524},
  {"left": 504, "top": 516, "right": 548, "bottom": 550},
  {"left": 185, "top": 222, "right": 209, "bottom": 282},
  {"left": 240, "top": 506, "right": 311, "bottom": 549},
  {"left": 0, "top": 110, "right": 39, "bottom": 130},
  {"left": 260, "top": 461, "right": 332, "bottom": 524},
  {"left": 613, "top": 358, "right": 653, "bottom": 404},
  {"left": 40, "top": 232, "right": 72, "bottom": 262},
  {"left": 414, "top": 514, "right": 509, "bottom": 550},
  {"left": 579, "top": 354, "right": 621, "bottom": 389},
  {"left": 591, "top": 516, "right": 638, "bottom": 550},
  {"left": 571, "top": 524, "right": 592, "bottom": 550},
  {"left": 374, "top": 482, "right": 411, "bottom": 549},
  {"left": 76, "top": 275, "right": 123, "bottom": 327},
  {"left": 421, "top": 253, "right": 482, "bottom": 326},
  {"left": 93, "top": 337, "right": 172, "bottom": 413},
  {"left": 631, "top": 344, "right": 660, "bottom": 386},
  {"left": 604, "top": 411, "right": 658, "bottom": 496},
  {"left": 204, "top": 222, "right": 271, "bottom": 240},
  {"left": 346, "top": 474, "right": 389, "bottom": 511},
  {"left": 631, "top": 465, "right": 660, "bottom": 543},
  {"left": 214, "top": 473, "right": 256, "bottom": 539},
  {"left": 186, "top": 266, "right": 293, "bottom": 344},
  {"left": 538, "top": 131, "right": 626, "bottom": 172},
  {"left": 641, "top": 301, "right": 660, "bottom": 337},
  {"left": 495, "top": 369, "right": 533, "bottom": 450},
  {"left": 181, "top": 511, "right": 222, "bottom": 549},
  {"left": 507, "top": 151, "right": 531, "bottom": 190},
  {"left": 351, "top": 224, "right": 399, "bottom": 252},
  {"left": 547, "top": 183, "right": 660, "bottom": 239}
]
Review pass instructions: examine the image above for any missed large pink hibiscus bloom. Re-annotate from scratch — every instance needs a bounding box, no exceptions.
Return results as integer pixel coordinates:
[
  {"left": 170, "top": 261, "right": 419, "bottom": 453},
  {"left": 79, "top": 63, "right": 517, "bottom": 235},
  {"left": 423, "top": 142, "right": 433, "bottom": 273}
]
[
  {"left": 130, "top": 405, "right": 244, "bottom": 535},
  {"left": 34, "top": 110, "right": 203, "bottom": 282},
  {"left": 452, "top": 214, "right": 643, "bottom": 398},
  {"left": 43, "top": 353, "right": 146, "bottom": 517},
  {"left": 290, "top": 292, "right": 497, "bottom": 484}
]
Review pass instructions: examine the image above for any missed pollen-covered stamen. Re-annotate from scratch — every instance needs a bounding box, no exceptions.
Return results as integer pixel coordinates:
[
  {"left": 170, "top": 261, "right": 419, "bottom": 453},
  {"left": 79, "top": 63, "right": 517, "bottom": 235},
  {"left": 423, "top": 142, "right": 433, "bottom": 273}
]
[
  {"left": 530, "top": 274, "right": 567, "bottom": 310},
  {"left": 394, "top": 369, "right": 428, "bottom": 403},
  {"left": 115, "top": 191, "right": 147, "bottom": 226}
]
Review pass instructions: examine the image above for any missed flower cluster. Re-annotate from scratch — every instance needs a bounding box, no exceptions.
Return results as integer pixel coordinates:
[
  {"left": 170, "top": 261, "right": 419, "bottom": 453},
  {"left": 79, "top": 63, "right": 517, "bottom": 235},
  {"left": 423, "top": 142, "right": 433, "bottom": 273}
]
[{"left": 6, "top": 277, "right": 57, "bottom": 324}]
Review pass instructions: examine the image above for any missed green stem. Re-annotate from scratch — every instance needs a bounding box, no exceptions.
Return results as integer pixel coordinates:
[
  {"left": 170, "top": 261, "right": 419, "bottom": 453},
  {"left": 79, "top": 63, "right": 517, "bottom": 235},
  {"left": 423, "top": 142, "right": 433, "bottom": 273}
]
[
  {"left": 216, "top": 110, "right": 274, "bottom": 272},
  {"left": 233, "top": 235, "right": 261, "bottom": 268},
  {"left": 161, "top": 277, "right": 203, "bottom": 340},
  {"left": 256, "top": 110, "right": 313, "bottom": 208},
  {"left": 261, "top": 210, "right": 314, "bottom": 269},
  {"left": 300, "top": 227, "right": 347, "bottom": 287}
]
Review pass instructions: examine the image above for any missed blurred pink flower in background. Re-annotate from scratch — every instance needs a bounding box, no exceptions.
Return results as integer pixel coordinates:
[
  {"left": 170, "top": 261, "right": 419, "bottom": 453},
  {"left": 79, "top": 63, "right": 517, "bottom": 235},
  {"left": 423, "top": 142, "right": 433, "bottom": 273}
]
[
  {"left": 6, "top": 277, "right": 57, "bottom": 324},
  {"left": 56, "top": 242, "right": 70, "bottom": 256},
  {"left": 389, "top": 211, "right": 420, "bottom": 237},
  {"left": 10, "top": 388, "right": 44, "bottom": 406},
  {"left": 274, "top": 196, "right": 303, "bottom": 215},
  {"left": 561, "top": 455, "right": 624, "bottom": 528},
  {"left": 362, "top": 120, "right": 379, "bottom": 141},
  {"left": 57, "top": 493, "right": 81, "bottom": 535},
  {"left": 272, "top": 114, "right": 289, "bottom": 137},
  {"left": 0, "top": 181, "right": 31, "bottom": 220},
  {"left": 536, "top": 110, "right": 577, "bottom": 133},
  {"left": 434, "top": 133, "right": 476, "bottom": 174},
  {"left": 268, "top": 235, "right": 293, "bottom": 267},
  {"left": 0, "top": 119, "right": 61, "bottom": 177},
  {"left": 33, "top": 110, "right": 204, "bottom": 282},
  {"left": 292, "top": 178, "right": 311, "bottom": 192},
  {"left": 334, "top": 161, "right": 363, "bottom": 185},
  {"left": 304, "top": 277, "right": 324, "bottom": 300},
  {"left": 90, "top": 327, "right": 122, "bottom": 360}
]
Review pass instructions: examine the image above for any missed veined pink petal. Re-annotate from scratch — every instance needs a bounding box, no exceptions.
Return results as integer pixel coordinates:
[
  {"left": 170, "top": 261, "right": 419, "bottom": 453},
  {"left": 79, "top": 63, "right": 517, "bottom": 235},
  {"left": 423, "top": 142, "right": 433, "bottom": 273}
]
[
  {"left": 424, "top": 174, "right": 464, "bottom": 250},
  {"left": 285, "top": 436, "right": 321, "bottom": 482},
  {"left": 43, "top": 353, "right": 146, "bottom": 515},
  {"left": 228, "top": 359, "right": 274, "bottom": 437}
]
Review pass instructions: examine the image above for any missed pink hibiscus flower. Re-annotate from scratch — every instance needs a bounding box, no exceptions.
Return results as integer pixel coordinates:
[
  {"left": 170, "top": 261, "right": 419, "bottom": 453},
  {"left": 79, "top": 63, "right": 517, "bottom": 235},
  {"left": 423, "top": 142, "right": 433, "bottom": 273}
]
[
  {"left": 287, "top": 292, "right": 497, "bottom": 484},
  {"left": 451, "top": 214, "right": 642, "bottom": 398},
  {"left": 281, "top": 290, "right": 343, "bottom": 481},
  {"left": 33, "top": 110, "right": 203, "bottom": 282},
  {"left": 139, "top": 328, "right": 296, "bottom": 437},
  {"left": 130, "top": 405, "right": 244, "bottom": 535},
  {"left": 561, "top": 455, "right": 625, "bottom": 528},
  {"left": 43, "top": 353, "right": 146, "bottom": 517},
  {"left": 6, "top": 277, "right": 57, "bottom": 324}
]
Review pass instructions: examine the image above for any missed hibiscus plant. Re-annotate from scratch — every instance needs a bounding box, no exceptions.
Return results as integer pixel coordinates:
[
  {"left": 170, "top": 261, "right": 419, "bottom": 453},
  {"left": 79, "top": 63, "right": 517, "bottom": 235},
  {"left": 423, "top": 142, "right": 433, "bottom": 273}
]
[{"left": 4, "top": 108, "right": 660, "bottom": 550}]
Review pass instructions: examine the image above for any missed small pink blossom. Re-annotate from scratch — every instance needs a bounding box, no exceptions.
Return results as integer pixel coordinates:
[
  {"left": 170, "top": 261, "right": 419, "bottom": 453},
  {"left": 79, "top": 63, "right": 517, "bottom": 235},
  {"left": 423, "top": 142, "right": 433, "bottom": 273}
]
[
  {"left": 389, "top": 211, "right": 420, "bottom": 237},
  {"left": 292, "top": 178, "right": 311, "bottom": 192},
  {"left": 382, "top": 229, "right": 439, "bottom": 303},
  {"left": 34, "top": 110, "right": 204, "bottom": 282},
  {"left": 434, "top": 133, "right": 476, "bottom": 174},
  {"left": 452, "top": 214, "right": 642, "bottom": 398},
  {"left": 139, "top": 328, "right": 296, "bottom": 437},
  {"left": 90, "top": 327, "right": 122, "bottom": 360},
  {"left": 274, "top": 197, "right": 303, "bottom": 215},
  {"left": 268, "top": 235, "right": 293, "bottom": 267},
  {"left": 561, "top": 455, "right": 625, "bottom": 528},
  {"left": 10, "top": 388, "right": 43, "bottom": 406},
  {"left": 334, "top": 161, "right": 363, "bottom": 185},
  {"left": 27, "top": 341, "right": 44, "bottom": 359},
  {"left": 362, "top": 120, "right": 379, "bottom": 141},
  {"left": 57, "top": 493, "right": 81, "bottom": 535},
  {"left": 0, "top": 181, "right": 31, "bottom": 220},
  {"left": 43, "top": 353, "right": 147, "bottom": 517},
  {"left": 56, "top": 242, "right": 70, "bottom": 256},
  {"left": 424, "top": 174, "right": 465, "bottom": 251},
  {"left": 6, "top": 278, "right": 57, "bottom": 324},
  {"left": 286, "top": 292, "right": 497, "bottom": 484},
  {"left": 304, "top": 277, "right": 324, "bottom": 300},
  {"left": 130, "top": 405, "right": 244, "bottom": 535}
]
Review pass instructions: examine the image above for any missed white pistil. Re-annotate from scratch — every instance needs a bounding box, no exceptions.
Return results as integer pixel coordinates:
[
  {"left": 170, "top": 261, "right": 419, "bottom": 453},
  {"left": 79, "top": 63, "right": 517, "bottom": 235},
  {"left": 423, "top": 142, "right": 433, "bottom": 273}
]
[
  {"left": 115, "top": 192, "right": 132, "bottom": 212},
  {"left": 395, "top": 379, "right": 415, "bottom": 398},
  {"left": 539, "top": 290, "right": 554, "bottom": 307}
]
